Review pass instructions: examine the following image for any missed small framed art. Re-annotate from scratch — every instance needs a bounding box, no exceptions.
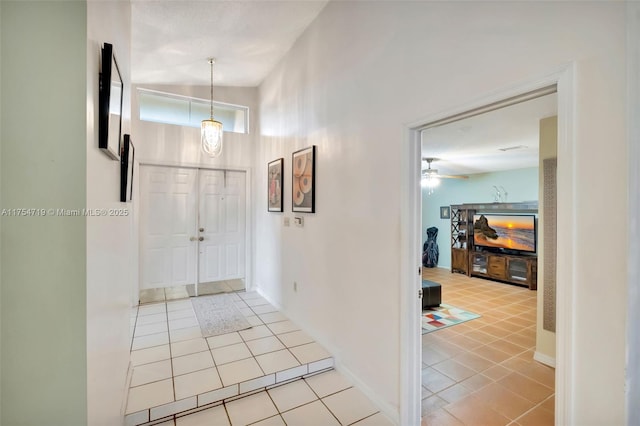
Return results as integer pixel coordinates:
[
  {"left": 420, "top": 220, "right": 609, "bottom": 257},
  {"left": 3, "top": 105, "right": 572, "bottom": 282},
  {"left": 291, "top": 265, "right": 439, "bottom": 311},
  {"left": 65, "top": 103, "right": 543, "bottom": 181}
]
[
  {"left": 268, "top": 158, "right": 283, "bottom": 212},
  {"left": 292, "top": 146, "right": 316, "bottom": 213},
  {"left": 440, "top": 206, "right": 450, "bottom": 219}
]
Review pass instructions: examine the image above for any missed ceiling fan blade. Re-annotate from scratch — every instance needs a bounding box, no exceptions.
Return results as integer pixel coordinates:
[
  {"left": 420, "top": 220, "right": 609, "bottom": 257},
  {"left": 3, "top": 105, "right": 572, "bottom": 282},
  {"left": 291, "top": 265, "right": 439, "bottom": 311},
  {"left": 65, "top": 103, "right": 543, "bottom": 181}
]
[{"left": 438, "top": 174, "right": 468, "bottom": 179}]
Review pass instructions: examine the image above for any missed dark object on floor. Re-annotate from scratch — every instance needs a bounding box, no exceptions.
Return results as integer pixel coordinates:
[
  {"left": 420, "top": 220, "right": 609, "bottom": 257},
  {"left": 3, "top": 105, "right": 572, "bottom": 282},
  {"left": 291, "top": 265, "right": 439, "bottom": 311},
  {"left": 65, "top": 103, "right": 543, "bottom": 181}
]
[
  {"left": 422, "top": 226, "right": 439, "bottom": 268},
  {"left": 422, "top": 279, "right": 442, "bottom": 309}
]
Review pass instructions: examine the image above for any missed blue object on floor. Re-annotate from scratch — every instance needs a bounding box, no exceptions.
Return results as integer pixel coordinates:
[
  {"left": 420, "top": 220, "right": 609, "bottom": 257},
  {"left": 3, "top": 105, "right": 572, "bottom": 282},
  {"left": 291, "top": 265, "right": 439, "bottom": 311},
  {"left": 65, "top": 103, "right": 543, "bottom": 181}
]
[{"left": 422, "top": 226, "right": 439, "bottom": 268}]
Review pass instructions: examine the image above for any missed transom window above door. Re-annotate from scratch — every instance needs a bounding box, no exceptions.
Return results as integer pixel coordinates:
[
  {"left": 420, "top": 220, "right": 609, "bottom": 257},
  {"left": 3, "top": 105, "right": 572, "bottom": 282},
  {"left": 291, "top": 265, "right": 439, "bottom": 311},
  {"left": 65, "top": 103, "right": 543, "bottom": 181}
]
[{"left": 138, "top": 88, "right": 249, "bottom": 134}]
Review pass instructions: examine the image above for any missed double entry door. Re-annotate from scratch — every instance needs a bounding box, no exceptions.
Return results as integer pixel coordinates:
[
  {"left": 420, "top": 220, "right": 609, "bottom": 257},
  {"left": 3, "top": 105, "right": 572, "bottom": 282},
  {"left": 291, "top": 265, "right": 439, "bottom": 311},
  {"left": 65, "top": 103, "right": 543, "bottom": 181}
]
[{"left": 140, "top": 165, "right": 246, "bottom": 292}]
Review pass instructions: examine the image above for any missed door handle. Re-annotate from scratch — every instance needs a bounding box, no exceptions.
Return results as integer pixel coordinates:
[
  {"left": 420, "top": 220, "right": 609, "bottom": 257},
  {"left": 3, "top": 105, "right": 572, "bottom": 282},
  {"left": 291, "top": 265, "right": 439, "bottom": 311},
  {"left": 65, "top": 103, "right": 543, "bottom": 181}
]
[
  {"left": 199, "top": 236, "right": 204, "bottom": 241},
  {"left": 190, "top": 236, "right": 197, "bottom": 242}
]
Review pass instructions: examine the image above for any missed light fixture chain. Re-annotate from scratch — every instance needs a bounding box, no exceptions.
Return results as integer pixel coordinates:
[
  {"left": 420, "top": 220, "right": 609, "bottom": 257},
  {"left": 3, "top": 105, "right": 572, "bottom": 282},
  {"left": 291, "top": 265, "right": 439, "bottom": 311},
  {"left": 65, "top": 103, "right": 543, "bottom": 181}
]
[{"left": 210, "top": 59, "right": 214, "bottom": 119}]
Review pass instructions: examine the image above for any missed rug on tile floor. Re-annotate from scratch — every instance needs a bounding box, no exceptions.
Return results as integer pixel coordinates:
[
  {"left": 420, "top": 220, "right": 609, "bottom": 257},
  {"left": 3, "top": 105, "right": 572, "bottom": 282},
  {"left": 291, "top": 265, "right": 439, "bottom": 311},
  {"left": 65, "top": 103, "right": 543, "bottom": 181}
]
[
  {"left": 192, "top": 293, "right": 252, "bottom": 337},
  {"left": 421, "top": 303, "right": 480, "bottom": 334}
]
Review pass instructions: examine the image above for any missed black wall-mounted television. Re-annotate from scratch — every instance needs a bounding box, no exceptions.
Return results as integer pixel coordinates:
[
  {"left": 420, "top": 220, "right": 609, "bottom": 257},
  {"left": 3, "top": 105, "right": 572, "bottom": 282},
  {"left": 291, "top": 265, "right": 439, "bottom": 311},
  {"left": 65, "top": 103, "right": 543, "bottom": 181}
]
[
  {"left": 473, "top": 213, "right": 537, "bottom": 254},
  {"left": 99, "top": 42, "right": 123, "bottom": 161}
]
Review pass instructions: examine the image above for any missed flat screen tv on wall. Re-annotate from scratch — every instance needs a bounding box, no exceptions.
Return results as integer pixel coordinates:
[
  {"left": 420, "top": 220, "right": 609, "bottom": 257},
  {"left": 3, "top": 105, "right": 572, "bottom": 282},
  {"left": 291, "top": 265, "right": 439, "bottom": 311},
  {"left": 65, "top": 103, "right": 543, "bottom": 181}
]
[
  {"left": 99, "top": 42, "right": 123, "bottom": 161},
  {"left": 473, "top": 214, "right": 537, "bottom": 253}
]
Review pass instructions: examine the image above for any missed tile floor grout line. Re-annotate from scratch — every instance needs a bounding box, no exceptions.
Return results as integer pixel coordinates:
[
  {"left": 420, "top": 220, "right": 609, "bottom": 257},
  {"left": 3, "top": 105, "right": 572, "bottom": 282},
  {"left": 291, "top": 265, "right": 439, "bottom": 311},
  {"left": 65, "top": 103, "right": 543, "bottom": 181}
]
[
  {"left": 318, "top": 387, "right": 348, "bottom": 425},
  {"left": 130, "top": 292, "right": 345, "bottom": 425},
  {"left": 421, "top": 268, "right": 554, "bottom": 425},
  {"left": 346, "top": 411, "right": 381, "bottom": 426},
  {"left": 130, "top": 304, "right": 140, "bottom": 353},
  {"left": 165, "top": 301, "right": 178, "bottom": 405}
]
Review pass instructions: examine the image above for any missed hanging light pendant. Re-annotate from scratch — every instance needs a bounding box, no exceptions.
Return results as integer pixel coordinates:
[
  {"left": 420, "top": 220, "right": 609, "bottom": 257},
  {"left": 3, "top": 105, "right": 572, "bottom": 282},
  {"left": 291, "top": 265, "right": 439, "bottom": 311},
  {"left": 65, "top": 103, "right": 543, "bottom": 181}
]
[{"left": 201, "top": 58, "right": 223, "bottom": 157}]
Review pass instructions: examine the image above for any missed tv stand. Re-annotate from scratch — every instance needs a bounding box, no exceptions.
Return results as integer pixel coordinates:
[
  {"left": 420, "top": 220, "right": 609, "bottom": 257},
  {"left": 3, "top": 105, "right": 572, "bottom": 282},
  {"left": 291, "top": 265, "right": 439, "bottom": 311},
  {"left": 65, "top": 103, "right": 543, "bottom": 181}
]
[
  {"left": 450, "top": 202, "right": 538, "bottom": 290},
  {"left": 470, "top": 251, "right": 537, "bottom": 290}
]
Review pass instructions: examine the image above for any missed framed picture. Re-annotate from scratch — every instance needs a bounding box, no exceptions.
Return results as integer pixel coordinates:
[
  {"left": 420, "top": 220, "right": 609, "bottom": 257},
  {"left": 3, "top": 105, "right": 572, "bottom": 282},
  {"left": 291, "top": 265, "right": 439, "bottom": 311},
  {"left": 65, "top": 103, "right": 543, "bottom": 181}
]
[
  {"left": 120, "top": 134, "right": 135, "bottom": 202},
  {"left": 440, "top": 206, "right": 450, "bottom": 219},
  {"left": 99, "top": 42, "right": 124, "bottom": 161},
  {"left": 268, "top": 158, "right": 283, "bottom": 212},
  {"left": 292, "top": 145, "right": 316, "bottom": 213}
]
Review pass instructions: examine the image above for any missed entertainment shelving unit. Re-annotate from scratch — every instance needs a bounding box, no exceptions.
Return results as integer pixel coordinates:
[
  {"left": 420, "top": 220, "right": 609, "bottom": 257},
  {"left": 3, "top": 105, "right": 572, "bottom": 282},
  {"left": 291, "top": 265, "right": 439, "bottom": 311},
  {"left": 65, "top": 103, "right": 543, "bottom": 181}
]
[{"left": 450, "top": 202, "right": 538, "bottom": 290}]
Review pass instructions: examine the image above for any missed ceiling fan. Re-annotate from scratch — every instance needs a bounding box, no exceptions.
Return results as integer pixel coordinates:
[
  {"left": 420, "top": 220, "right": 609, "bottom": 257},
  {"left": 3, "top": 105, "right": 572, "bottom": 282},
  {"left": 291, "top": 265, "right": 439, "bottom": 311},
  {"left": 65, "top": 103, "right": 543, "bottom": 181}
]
[{"left": 421, "top": 157, "right": 468, "bottom": 180}]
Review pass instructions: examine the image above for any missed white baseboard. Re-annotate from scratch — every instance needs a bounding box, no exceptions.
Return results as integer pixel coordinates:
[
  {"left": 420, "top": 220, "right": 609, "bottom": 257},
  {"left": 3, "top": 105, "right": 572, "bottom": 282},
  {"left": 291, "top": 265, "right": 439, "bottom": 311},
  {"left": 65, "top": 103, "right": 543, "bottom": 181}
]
[
  {"left": 534, "top": 351, "right": 556, "bottom": 368},
  {"left": 256, "top": 288, "right": 400, "bottom": 425}
]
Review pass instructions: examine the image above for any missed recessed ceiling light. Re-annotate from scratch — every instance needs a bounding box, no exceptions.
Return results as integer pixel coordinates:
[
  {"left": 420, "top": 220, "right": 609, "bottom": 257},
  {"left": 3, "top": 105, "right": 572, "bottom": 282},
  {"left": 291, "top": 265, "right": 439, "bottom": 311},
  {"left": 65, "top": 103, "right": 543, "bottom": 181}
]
[{"left": 498, "top": 145, "right": 528, "bottom": 152}]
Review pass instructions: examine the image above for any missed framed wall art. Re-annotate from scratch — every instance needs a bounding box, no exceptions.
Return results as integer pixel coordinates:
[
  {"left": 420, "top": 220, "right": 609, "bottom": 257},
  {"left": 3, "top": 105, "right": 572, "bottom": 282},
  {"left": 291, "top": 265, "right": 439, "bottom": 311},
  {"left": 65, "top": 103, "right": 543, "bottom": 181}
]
[
  {"left": 292, "top": 145, "right": 316, "bottom": 213},
  {"left": 268, "top": 158, "right": 283, "bottom": 212},
  {"left": 440, "top": 206, "right": 450, "bottom": 219},
  {"left": 120, "top": 134, "right": 135, "bottom": 202}
]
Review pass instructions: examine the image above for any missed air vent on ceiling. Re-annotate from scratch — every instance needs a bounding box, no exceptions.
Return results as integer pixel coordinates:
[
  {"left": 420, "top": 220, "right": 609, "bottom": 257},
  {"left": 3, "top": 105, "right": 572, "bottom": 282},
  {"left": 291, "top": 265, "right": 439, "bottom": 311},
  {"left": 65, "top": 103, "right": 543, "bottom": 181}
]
[{"left": 498, "top": 145, "right": 527, "bottom": 152}]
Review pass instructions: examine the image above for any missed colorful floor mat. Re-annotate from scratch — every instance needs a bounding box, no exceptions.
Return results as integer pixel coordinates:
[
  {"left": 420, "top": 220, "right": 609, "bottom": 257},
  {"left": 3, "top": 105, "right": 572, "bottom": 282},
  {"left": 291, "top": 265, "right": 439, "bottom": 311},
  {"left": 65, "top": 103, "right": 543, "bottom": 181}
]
[{"left": 421, "top": 303, "right": 481, "bottom": 334}]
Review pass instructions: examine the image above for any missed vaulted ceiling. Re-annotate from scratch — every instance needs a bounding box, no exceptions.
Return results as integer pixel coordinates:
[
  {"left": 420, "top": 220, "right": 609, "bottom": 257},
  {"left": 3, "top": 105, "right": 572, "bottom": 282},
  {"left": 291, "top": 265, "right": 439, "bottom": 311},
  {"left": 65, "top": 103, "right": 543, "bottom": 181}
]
[
  {"left": 130, "top": 1, "right": 556, "bottom": 175},
  {"left": 131, "top": 0, "right": 328, "bottom": 86}
]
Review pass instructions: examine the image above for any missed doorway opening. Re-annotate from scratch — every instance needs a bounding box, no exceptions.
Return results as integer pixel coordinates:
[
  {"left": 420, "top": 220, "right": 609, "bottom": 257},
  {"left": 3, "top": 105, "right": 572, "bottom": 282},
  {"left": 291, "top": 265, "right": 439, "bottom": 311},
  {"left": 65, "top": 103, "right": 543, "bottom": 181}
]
[
  {"left": 419, "top": 90, "right": 557, "bottom": 424},
  {"left": 400, "top": 67, "right": 576, "bottom": 426},
  {"left": 138, "top": 164, "right": 249, "bottom": 304}
]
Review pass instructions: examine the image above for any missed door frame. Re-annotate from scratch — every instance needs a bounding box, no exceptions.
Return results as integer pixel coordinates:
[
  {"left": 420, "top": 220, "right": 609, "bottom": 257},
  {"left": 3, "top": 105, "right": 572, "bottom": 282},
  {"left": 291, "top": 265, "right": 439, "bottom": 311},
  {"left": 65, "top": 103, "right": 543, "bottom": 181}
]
[
  {"left": 138, "top": 161, "right": 253, "bottom": 293},
  {"left": 400, "top": 64, "right": 576, "bottom": 426}
]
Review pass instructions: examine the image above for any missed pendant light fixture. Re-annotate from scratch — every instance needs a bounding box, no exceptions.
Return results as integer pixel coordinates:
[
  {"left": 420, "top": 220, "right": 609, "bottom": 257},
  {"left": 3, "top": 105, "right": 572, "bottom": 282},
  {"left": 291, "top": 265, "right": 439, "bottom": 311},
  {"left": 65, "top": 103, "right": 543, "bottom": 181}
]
[{"left": 201, "top": 58, "right": 223, "bottom": 157}]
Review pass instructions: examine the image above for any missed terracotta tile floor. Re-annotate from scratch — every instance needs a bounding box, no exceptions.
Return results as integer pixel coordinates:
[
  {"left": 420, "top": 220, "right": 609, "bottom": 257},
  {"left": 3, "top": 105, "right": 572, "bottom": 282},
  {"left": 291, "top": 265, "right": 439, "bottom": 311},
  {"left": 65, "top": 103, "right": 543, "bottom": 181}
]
[{"left": 421, "top": 268, "right": 555, "bottom": 426}]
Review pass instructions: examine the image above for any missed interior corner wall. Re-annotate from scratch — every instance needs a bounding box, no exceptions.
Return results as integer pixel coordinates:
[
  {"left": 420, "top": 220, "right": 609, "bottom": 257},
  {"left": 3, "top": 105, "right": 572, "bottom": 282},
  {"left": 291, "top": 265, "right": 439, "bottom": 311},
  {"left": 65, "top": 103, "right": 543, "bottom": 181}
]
[
  {"left": 86, "top": 1, "right": 134, "bottom": 424},
  {"left": 255, "top": 2, "right": 627, "bottom": 422},
  {"left": 421, "top": 168, "right": 538, "bottom": 270},
  {"left": 536, "top": 116, "right": 557, "bottom": 363},
  {"left": 0, "top": 1, "right": 88, "bottom": 424}
]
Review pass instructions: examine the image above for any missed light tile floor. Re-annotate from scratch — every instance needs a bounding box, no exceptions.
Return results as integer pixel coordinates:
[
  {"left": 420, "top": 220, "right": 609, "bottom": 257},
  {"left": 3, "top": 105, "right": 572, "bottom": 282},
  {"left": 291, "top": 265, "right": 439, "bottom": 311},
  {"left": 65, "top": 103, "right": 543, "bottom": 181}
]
[
  {"left": 127, "top": 291, "right": 392, "bottom": 426},
  {"left": 421, "top": 268, "right": 555, "bottom": 426},
  {"left": 139, "top": 280, "right": 246, "bottom": 304}
]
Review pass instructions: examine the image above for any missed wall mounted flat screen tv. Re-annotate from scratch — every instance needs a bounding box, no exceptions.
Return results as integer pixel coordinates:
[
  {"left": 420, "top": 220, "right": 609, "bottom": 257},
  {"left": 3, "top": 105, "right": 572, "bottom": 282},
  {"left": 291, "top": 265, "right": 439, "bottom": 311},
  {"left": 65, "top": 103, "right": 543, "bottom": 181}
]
[
  {"left": 99, "top": 42, "right": 123, "bottom": 161},
  {"left": 473, "top": 214, "right": 536, "bottom": 253}
]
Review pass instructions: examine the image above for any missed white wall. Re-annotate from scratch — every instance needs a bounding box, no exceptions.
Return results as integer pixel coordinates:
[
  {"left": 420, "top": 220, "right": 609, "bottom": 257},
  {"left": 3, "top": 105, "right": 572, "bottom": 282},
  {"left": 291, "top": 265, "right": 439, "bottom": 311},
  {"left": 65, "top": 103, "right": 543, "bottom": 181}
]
[
  {"left": 421, "top": 167, "right": 538, "bottom": 269},
  {"left": 255, "top": 2, "right": 628, "bottom": 422},
  {"left": 1, "top": 1, "right": 88, "bottom": 423},
  {"left": 627, "top": 2, "right": 640, "bottom": 424},
  {"left": 86, "top": 1, "right": 133, "bottom": 424},
  {"left": 0, "top": 2, "right": 4, "bottom": 420}
]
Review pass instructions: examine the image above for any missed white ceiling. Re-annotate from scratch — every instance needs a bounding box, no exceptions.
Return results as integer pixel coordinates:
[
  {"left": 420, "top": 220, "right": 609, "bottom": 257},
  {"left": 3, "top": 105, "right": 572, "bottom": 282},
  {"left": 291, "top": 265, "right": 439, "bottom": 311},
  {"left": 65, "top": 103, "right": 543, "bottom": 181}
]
[
  {"left": 131, "top": 1, "right": 329, "bottom": 86},
  {"left": 421, "top": 93, "right": 558, "bottom": 176},
  {"left": 130, "top": 1, "right": 557, "bottom": 173}
]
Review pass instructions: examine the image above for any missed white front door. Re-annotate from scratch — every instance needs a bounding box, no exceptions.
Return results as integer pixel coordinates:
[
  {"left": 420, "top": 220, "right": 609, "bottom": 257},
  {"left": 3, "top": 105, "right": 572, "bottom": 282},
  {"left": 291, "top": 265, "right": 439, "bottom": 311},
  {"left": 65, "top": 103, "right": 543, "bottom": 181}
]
[
  {"left": 139, "top": 166, "right": 246, "bottom": 292},
  {"left": 198, "top": 170, "right": 246, "bottom": 282},
  {"left": 140, "top": 166, "right": 198, "bottom": 289}
]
